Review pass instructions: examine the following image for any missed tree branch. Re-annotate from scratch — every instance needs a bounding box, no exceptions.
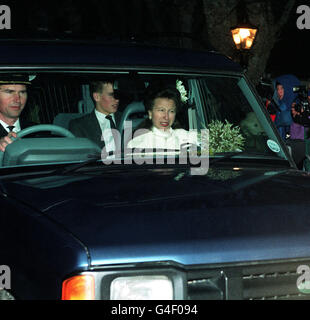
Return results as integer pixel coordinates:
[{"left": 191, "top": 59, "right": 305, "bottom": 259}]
[{"left": 274, "top": 0, "right": 296, "bottom": 33}]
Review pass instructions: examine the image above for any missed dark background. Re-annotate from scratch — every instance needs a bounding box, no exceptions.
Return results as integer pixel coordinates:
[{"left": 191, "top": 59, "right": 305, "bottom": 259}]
[
  {"left": 266, "top": 1, "right": 308, "bottom": 79},
  {"left": 1, "top": 0, "right": 309, "bottom": 80}
]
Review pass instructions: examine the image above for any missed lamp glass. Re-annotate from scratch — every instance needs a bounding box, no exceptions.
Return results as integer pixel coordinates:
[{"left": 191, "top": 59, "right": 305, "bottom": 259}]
[{"left": 231, "top": 27, "right": 257, "bottom": 50}]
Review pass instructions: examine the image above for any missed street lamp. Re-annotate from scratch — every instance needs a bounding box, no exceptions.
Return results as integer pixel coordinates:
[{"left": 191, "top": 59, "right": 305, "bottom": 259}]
[
  {"left": 230, "top": 1, "right": 258, "bottom": 68},
  {"left": 231, "top": 25, "right": 257, "bottom": 50}
]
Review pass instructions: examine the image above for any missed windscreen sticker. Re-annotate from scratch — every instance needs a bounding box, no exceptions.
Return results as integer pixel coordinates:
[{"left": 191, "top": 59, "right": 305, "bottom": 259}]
[{"left": 267, "top": 139, "right": 280, "bottom": 153}]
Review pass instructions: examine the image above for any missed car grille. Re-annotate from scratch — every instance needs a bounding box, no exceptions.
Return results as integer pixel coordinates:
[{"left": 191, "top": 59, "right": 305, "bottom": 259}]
[{"left": 186, "top": 259, "right": 310, "bottom": 300}]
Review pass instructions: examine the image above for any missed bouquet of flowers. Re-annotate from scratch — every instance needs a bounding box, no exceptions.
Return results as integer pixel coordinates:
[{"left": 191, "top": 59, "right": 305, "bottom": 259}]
[{"left": 207, "top": 120, "right": 245, "bottom": 155}]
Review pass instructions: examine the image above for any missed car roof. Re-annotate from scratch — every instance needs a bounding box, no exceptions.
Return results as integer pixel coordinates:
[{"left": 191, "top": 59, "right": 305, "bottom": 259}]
[{"left": 0, "top": 39, "right": 242, "bottom": 72}]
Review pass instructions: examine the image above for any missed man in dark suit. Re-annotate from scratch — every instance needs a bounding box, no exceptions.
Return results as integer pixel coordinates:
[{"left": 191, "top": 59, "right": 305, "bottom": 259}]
[
  {"left": 0, "top": 75, "right": 35, "bottom": 152},
  {"left": 69, "top": 80, "right": 122, "bottom": 153}
]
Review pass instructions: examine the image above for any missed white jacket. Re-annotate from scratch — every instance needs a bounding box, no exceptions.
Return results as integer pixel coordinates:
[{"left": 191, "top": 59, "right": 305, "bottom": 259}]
[{"left": 127, "top": 127, "right": 198, "bottom": 150}]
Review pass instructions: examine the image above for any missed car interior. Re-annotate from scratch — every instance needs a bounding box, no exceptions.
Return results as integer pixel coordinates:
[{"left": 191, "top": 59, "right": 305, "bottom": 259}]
[
  {"left": 0, "top": 72, "right": 287, "bottom": 168},
  {"left": 1, "top": 73, "right": 193, "bottom": 167}
]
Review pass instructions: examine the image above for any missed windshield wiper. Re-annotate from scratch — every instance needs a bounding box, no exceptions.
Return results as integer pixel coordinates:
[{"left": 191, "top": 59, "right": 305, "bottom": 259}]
[
  {"left": 51, "top": 149, "right": 280, "bottom": 176},
  {"left": 51, "top": 147, "right": 198, "bottom": 175},
  {"left": 52, "top": 152, "right": 103, "bottom": 175},
  {"left": 209, "top": 151, "right": 244, "bottom": 165}
]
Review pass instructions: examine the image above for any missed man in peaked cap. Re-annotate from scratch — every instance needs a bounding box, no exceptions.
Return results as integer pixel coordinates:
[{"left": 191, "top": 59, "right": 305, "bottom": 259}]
[{"left": 0, "top": 74, "right": 36, "bottom": 152}]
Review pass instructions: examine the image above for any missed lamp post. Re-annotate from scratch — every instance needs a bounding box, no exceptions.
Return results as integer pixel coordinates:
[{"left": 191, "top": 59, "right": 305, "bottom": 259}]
[{"left": 230, "top": 1, "right": 258, "bottom": 69}]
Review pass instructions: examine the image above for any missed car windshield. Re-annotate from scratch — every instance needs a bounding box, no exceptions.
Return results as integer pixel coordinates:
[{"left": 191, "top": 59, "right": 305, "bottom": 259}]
[{"left": 0, "top": 71, "right": 290, "bottom": 172}]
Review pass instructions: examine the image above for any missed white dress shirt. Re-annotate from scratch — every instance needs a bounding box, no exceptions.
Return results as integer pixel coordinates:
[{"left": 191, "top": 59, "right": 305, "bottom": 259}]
[{"left": 0, "top": 119, "right": 21, "bottom": 134}]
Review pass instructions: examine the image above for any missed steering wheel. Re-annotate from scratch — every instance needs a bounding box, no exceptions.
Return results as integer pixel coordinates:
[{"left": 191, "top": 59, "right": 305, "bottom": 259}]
[
  {"left": 0, "top": 124, "right": 75, "bottom": 166},
  {"left": 16, "top": 124, "right": 75, "bottom": 139}
]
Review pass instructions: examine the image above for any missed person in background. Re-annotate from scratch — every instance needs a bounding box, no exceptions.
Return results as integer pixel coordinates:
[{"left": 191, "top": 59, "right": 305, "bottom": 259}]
[
  {"left": 266, "top": 74, "right": 300, "bottom": 140},
  {"left": 266, "top": 74, "right": 309, "bottom": 169},
  {"left": 287, "top": 85, "right": 310, "bottom": 169}
]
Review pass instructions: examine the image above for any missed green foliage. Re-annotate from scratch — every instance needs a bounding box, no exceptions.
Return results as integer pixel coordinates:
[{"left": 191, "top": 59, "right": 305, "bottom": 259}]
[{"left": 208, "top": 119, "right": 245, "bottom": 154}]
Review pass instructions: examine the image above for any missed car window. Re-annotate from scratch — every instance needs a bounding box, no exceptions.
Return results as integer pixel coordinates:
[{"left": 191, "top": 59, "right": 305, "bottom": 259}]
[{"left": 0, "top": 71, "right": 289, "bottom": 170}]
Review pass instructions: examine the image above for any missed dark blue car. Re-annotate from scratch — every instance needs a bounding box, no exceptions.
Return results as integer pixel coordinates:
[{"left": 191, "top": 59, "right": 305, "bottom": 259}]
[{"left": 0, "top": 39, "right": 309, "bottom": 300}]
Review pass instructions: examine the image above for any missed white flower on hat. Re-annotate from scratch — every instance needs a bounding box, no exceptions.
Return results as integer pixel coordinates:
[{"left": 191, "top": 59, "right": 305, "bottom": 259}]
[{"left": 176, "top": 79, "right": 188, "bottom": 103}]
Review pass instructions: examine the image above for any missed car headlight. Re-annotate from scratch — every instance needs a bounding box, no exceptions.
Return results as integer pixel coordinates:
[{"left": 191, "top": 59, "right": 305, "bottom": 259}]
[
  {"left": 62, "top": 266, "right": 186, "bottom": 300},
  {"left": 110, "top": 275, "right": 173, "bottom": 300}
]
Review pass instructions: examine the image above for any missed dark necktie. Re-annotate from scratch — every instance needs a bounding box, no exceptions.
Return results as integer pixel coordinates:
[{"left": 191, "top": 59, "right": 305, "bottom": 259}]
[
  {"left": 104, "top": 114, "right": 120, "bottom": 156},
  {"left": 7, "top": 125, "right": 15, "bottom": 132},
  {"left": 106, "top": 115, "right": 116, "bottom": 130}
]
